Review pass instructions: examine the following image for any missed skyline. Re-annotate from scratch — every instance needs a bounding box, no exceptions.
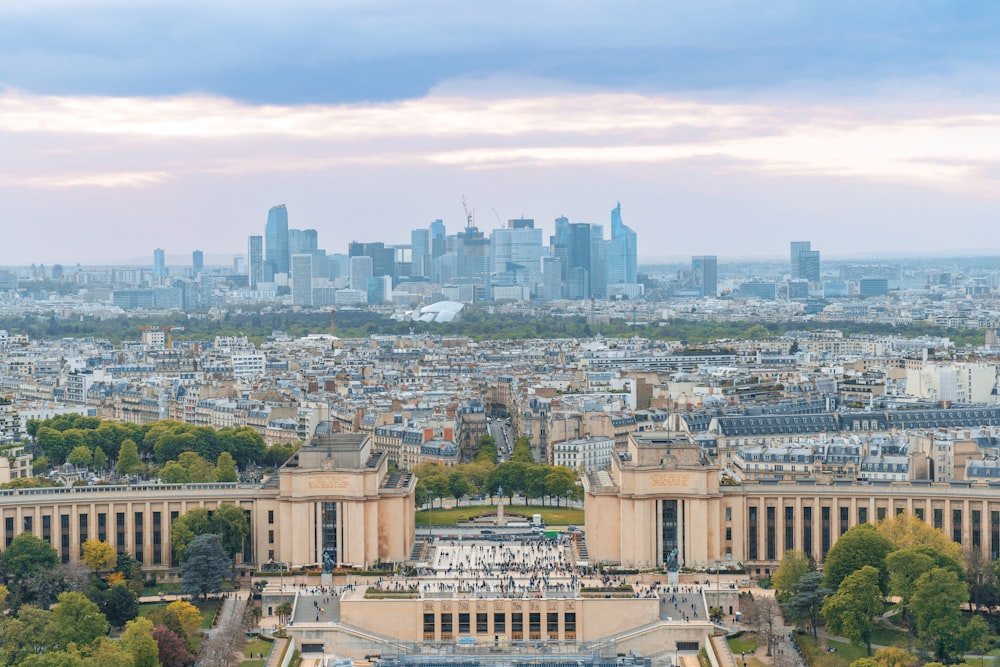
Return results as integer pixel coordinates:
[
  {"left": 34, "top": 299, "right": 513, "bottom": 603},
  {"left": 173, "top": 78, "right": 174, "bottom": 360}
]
[{"left": 4, "top": 2, "right": 1000, "bottom": 264}]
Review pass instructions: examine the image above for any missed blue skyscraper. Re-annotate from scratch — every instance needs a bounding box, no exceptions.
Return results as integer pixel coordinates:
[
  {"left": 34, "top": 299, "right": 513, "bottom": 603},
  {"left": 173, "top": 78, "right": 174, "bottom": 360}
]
[
  {"left": 248, "top": 235, "right": 263, "bottom": 289},
  {"left": 411, "top": 229, "right": 429, "bottom": 279},
  {"left": 265, "top": 204, "right": 289, "bottom": 277},
  {"left": 691, "top": 255, "right": 718, "bottom": 297},
  {"left": 192, "top": 250, "right": 203, "bottom": 274},
  {"left": 606, "top": 202, "right": 637, "bottom": 286},
  {"left": 153, "top": 248, "right": 165, "bottom": 278}
]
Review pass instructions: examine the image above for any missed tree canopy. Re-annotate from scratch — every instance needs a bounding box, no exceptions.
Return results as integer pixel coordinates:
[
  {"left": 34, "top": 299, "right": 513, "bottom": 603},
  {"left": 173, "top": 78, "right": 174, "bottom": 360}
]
[{"left": 823, "top": 524, "right": 893, "bottom": 593}]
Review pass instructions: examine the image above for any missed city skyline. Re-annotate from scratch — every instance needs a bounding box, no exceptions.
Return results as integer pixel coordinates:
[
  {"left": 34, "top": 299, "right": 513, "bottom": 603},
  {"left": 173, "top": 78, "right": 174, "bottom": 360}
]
[{"left": 4, "top": 3, "right": 1000, "bottom": 264}]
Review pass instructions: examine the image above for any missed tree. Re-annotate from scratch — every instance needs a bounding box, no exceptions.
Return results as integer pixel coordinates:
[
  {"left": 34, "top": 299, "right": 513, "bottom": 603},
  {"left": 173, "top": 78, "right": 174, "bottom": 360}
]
[
  {"left": 878, "top": 513, "right": 963, "bottom": 565},
  {"left": 159, "top": 461, "right": 190, "bottom": 484},
  {"left": 524, "top": 465, "right": 550, "bottom": 505},
  {"left": 544, "top": 467, "right": 577, "bottom": 506},
  {"left": 871, "top": 646, "right": 918, "bottom": 667},
  {"left": 46, "top": 591, "right": 109, "bottom": 650},
  {"left": 92, "top": 446, "right": 107, "bottom": 472},
  {"left": 180, "top": 534, "right": 229, "bottom": 600},
  {"left": 121, "top": 617, "right": 159, "bottom": 667},
  {"left": 177, "top": 452, "right": 215, "bottom": 483},
  {"left": 67, "top": 445, "right": 93, "bottom": 469},
  {"left": 211, "top": 503, "right": 250, "bottom": 567},
  {"left": 823, "top": 524, "right": 893, "bottom": 593},
  {"left": 785, "top": 571, "right": 830, "bottom": 640},
  {"left": 101, "top": 581, "right": 139, "bottom": 628},
  {"left": 117, "top": 439, "right": 141, "bottom": 476},
  {"left": 910, "top": 567, "right": 968, "bottom": 662},
  {"left": 81, "top": 539, "right": 116, "bottom": 574},
  {"left": 965, "top": 547, "right": 998, "bottom": 611},
  {"left": 885, "top": 547, "right": 936, "bottom": 633},
  {"left": 773, "top": 549, "right": 812, "bottom": 603},
  {"left": 152, "top": 623, "right": 194, "bottom": 667},
  {"left": 170, "top": 507, "right": 212, "bottom": 562},
  {"left": 2, "top": 532, "right": 58, "bottom": 578},
  {"left": 215, "top": 452, "right": 237, "bottom": 483},
  {"left": 275, "top": 601, "right": 292, "bottom": 625},
  {"left": 822, "top": 565, "right": 884, "bottom": 656},
  {"left": 148, "top": 600, "right": 202, "bottom": 649},
  {"left": 743, "top": 595, "right": 782, "bottom": 656},
  {"left": 447, "top": 469, "right": 472, "bottom": 504}
]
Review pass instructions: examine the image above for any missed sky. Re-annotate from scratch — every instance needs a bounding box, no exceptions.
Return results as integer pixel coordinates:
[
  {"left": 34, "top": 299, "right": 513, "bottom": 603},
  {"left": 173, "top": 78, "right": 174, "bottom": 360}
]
[{"left": 4, "top": 1, "right": 1000, "bottom": 265}]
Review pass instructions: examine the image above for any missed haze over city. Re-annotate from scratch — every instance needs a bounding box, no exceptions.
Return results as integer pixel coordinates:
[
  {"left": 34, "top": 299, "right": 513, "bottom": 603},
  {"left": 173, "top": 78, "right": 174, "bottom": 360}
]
[{"left": 3, "top": 1, "right": 1000, "bottom": 264}]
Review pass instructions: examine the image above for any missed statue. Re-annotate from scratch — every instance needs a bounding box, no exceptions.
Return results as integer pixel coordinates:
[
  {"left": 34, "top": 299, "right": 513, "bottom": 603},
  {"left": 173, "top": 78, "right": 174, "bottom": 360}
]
[
  {"left": 322, "top": 549, "right": 336, "bottom": 574},
  {"left": 666, "top": 547, "right": 679, "bottom": 573}
]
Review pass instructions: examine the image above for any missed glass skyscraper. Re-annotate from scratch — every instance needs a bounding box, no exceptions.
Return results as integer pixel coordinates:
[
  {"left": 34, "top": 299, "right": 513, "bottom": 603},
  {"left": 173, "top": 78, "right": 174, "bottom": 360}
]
[
  {"left": 606, "top": 202, "right": 637, "bottom": 286},
  {"left": 265, "top": 204, "right": 290, "bottom": 277}
]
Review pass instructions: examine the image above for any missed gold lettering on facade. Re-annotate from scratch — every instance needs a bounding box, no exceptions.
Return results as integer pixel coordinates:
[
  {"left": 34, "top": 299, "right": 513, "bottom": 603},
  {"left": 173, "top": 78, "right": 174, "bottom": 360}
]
[
  {"left": 651, "top": 472, "right": 690, "bottom": 488},
  {"left": 306, "top": 474, "right": 350, "bottom": 491}
]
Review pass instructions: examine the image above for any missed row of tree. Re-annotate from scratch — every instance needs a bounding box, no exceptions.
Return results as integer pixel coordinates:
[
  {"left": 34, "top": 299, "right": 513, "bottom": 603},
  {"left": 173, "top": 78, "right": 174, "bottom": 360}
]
[
  {"left": 21, "top": 416, "right": 299, "bottom": 487},
  {"left": 413, "top": 435, "right": 582, "bottom": 508},
  {"left": 770, "top": 514, "right": 989, "bottom": 662}
]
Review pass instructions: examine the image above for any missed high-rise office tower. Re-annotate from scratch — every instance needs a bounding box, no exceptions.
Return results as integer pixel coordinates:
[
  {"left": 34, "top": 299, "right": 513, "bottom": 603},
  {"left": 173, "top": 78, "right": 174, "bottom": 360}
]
[
  {"left": 551, "top": 216, "right": 570, "bottom": 281},
  {"left": 291, "top": 253, "right": 313, "bottom": 306},
  {"left": 265, "top": 204, "right": 290, "bottom": 277},
  {"left": 248, "top": 235, "right": 264, "bottom": 289},
  {"left": 691, "top": 255, "right": 718, "bottom": 297},
  {"left": 192, "top": 250, "right": 203, "bottom": 274},
  {"left": 350, "top": 255, "right": 373, "bottom": 292},
  {"left": 540, "top": 256, "right": 563, "bottom": 301},
  {"left": 799, "top": 250, "right": 821, "bottom": 283},
  {"left": 411, "top": 229, "right": 429, "bottom": 279},
  {"left": 153, "top": 248, "right": 165, "bottom": 278},
  {"left": 606, "top": 202, "right": 637, "bottom": 286},
  {"left": 589, "top": 224, "right": 607, "bottom": 298},
  {"left": 566, "top": 223, "right": 592, "bottom": 299},
  {"left": 288, "top": 228, "right": 318, "bottom": 254},
  {"left": 349, "top": 242, "right": 395, "bottom": 278},
  {"left": 790, "top": 241, "right": 811, "bottom": 279},
  {"left": 491, "top": 220, "right": 543, "bottom": 291}
]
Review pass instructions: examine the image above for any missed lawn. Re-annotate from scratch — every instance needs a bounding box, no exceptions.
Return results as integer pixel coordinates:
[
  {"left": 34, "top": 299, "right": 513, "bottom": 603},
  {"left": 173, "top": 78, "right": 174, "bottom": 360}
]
[
  {"left": 241, "top": 636, "right": 273, "bottom": 666},
  {"left": 797, "top": 633, "right": 868, "bottom": 667},
  {"left": 869, "top": 624, "right": 911, "bottom": 648},
  {"left": 727, "top": 634, "right": 757, "bottom": 655},
  {"left": 138, "top": 597, "right": 222, "bottom": 629},
  {"left": 415, "top": 504, "right": 583, "bottom": 527}
]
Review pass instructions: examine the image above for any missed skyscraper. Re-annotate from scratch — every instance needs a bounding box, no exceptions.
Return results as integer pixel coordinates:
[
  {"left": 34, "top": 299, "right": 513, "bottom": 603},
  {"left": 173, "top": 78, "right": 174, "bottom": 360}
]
[
  {"left": 350, "top": 255, "right": 373, "bottom": 292},
  {"left": 192, "top": 250, "right": 203, "bottom": 274},
  {"left": 153, "top": 248, "right": 165, "bottom": 278},
  {"left": 248, "top": 235, "right": 264, "bottom": 289},
  {"left": 799, "top": 250, "right": 821, "bottom": 283},
  {"left": 606, "top": 202, "right": 637, "bottom": 286},
  {"left": 265, "top": 204, "right": 290, "bottom": 277},
  {"left": 291, "top": 253, "right": 313, "bottom": 306},
  {"left": 790, "top": 241, "right": 811, "bottom": 279},
  {"left": 566, "top": 223, "right": 592, "bottom": 299},
  {"left": 411, "top": 229, "right": 429, "bottom": 279},
  {"left": 491, "top": 220, "right": 543, "bottom": 291},
  {"left": 691, "top": 255, "right": 718, "bottom": 297}
]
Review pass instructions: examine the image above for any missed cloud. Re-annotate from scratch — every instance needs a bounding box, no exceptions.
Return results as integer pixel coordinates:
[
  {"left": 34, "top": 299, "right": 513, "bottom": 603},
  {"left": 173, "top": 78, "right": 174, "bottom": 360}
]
[{"left": 3, "top": 89, "right": 1000, "bottom": 197}]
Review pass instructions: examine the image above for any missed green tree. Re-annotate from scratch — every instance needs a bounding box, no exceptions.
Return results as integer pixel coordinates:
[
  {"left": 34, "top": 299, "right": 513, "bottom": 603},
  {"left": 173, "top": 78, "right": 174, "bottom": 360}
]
[
  {"left": 116, "top": 439, "right": 141, "bottom": 477},
  {"left": 159, "top": 461, "right": 190, "bottom": 484},
  {"left": 910, "top": 567, "right": 968, "bottom": 662},
  {"left": 215, "top": 452, "right": 237, "bottom": 482},
  {"left": 885, "top": 547, "right": 936, "bottom": 633},
  {"left": 773, "top": 549, "right": 812, "bottom": 603},
  {"left": 92, "top": 446, "right": 107, "bottom": 472},
  {"left": 170, "top": 507, "right": 212, "bottom": 562},
  {"left": 524, "top": 465, "right": 550, "bottom": 504},
  {"left": 823, "top": 524, "right": 893, "bottom": 593},
  {"left": 177, "top": 451, "right": 214, "bottom": 482},
  {"left": 544, "top": 467, "right": 577, "bottom": 506},
  {"left": 822, "top": 565, "right": 884, "bottom": 656},
  {"left": 447, "top": 469, "right": 472, "bottom": 504},
  {"left": 100, "top": 581, "right": 139, "bottom": 629},
  {"left": 210, "top": 503, "right": 250, "bottom": 567},
  {"left": 46, "top": 591, "right": 109, "bottom": 650},
  {"left": 67, "top": 445, "right": 93, "bottom": 469},
  {"left": 785, "top": 570, "right": 830, "bottom": 640},
  {"left": 878, "top": 513, "right": 963, "bottom": 565},
  {"left": 121, "top": 617, "right": 159, "bottom": 667},
  {"left": 2, "top": 532, "right": 58, "bottom": 578},
  {"left": 180, "top": 534, "right": 229, "bottom": 600}
]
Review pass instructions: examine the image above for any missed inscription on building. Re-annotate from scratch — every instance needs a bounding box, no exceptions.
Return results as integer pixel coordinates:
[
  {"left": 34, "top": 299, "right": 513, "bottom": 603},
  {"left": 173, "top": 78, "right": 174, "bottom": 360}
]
[
  {"left": 651, "top": 472, "right": 691, "bottom": 488},
  {"left": 307, "top": 474, "right": 350, "bottom": 490}
]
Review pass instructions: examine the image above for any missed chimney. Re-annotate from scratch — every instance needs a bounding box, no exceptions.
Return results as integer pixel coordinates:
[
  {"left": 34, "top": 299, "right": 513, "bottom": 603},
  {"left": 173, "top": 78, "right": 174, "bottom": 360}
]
[
  {"left": 444, "top": 428, "right": 454, "bottom": 442},
  {"left": 423, "top": 427, "right": 434, "bottom": 443}
]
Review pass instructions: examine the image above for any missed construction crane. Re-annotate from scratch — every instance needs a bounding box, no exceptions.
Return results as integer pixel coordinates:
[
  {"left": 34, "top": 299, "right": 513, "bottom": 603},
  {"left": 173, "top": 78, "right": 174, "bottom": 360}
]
[
  {"left": 461, "top": 195, "right": 474, "bottom": 229},
  {"left": 137, "top": 325, "right": 184, "bottom": 349}
]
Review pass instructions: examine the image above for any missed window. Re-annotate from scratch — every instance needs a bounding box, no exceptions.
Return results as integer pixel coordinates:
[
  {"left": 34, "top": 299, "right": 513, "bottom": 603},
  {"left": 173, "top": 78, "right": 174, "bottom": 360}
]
[
  {"left": 748, "top": 507, "right": 758, "bottom": 561},
  {"left": 511, "top": 613, "right": 523, "bottom": 639},
  {"left": 725, "top": 507, "right": 732, "bottom": 521},
  {"left": 268, "top": 510, "right": 275, "bottom": 524},
  {"left": 953, "top": 508, "right": 963, "bottom": 545},
  {"left": 725, "top": 527, "right": 732, "bottom": 541},
  {"left": 269, "top": 530, "right": 274, "bottom": 544},
  {"left": 529, "top": 613, "right": 541, "bottom": 640},
  {"left": 458, "top": 613, "right": 470, "bottom": 634},
  {"left": 547, "top": 612, "right": 559, "bottom": 639},
  {"left": 476, "top": 613, "right": 488, "bottom": 634},
  {"left": 494, "top": 613, "right": 506, "bottom": 634},
  {"left": 821, "top": 507, "right": 831, "bottom": 558},
  {"left": 766, "top": 506, "right": 776, "bottom": 561},
  {"left": 784, "top": 506, "right": 794, "bottom": 551},
  {"left": 802, "top": 506, "right": 813, "bottom": 558},
  {"left": 440, "top": 613, "right": 453, "bottom": 639},
  {"left": 564, "top": 612, "right": 576, "bottom": 639},
  {"left": 423, "top": 613, "right": 435, "bottom": 639}
]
